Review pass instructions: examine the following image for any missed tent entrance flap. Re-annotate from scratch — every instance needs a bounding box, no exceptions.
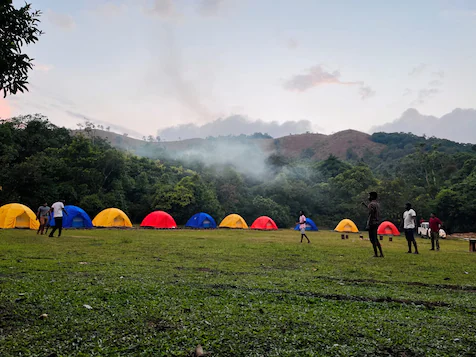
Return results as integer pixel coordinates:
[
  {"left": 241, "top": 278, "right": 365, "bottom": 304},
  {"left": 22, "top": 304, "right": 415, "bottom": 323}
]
[
  {"left": 236, "top": 220, "right": 242, "bottom": 228},
  {"left": 72, "top": 216, "right": 85, "bottom": 228},
  {"left": 203, "top": 219, "right": 211, "bottom": 228},
  {"left": 114, "top": 217, "right": 125, "bottom": 226},
  {"left": 15, "top": 212, "right": 30, "bottom": 228}
]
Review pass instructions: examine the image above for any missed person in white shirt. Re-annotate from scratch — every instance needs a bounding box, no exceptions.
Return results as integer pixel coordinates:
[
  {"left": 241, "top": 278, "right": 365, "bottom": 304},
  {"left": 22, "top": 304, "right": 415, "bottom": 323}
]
[
  {"left": 402, "top": 203, "right": 419, "bottom": 254},
  {"left": 48, "top": 200, "right": 68, "bottom": 237}
]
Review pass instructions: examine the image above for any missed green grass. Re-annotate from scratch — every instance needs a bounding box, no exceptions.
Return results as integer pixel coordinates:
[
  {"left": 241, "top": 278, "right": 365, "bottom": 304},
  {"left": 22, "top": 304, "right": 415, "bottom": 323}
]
[{"left": 0, "top": 229, "right": 475, "bottom": 356}]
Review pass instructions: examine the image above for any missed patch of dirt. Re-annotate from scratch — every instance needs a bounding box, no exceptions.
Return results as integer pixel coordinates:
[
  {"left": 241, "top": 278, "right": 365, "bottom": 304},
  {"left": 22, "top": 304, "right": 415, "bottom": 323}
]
[
  {"left": 449, "top": 232, "right": 476, "bottom": 239},
  {"left": 319, "top": 276, "right": 476, "bottom": 292},
  {"left": 0, "top": 303, "right": 34, "bottom": 335},
  {"left": 203, "top": 284, "right": 450, "bottom": 309},
  {"left": 68, "top": 235, "right": 97, "bottom": 238}
]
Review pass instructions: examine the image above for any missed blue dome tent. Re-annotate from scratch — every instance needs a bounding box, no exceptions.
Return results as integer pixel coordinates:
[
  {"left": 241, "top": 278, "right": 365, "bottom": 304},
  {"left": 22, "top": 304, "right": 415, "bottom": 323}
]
[
  {"left": 48, "top": 205, "right": 93, "bottom": 228},
  {"left": 294, "top": 217, "right": 318, "bottom": 231},
  {"left": 186, "top": 212, "right": 217, "bottom": 229}
]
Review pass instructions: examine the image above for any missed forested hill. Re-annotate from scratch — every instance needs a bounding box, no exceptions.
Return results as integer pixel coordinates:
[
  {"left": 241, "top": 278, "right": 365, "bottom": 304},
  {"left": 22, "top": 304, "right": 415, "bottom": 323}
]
[
  {"left": 78, "top": 125, "right": 476, "bottom": 164},
  {"left": 78, "top": 127, "right": 386, "bottom": 161},
  {"left": 2, "top": 115, "right": 476, "bottom": 233}
]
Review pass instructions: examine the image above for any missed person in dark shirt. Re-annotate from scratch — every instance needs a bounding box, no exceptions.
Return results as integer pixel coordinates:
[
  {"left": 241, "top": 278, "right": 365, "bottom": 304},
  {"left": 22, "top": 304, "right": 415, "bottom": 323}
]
[
  {"left": 363, "top": 191, "right": 384, "bottom": 257},
  {"left": 429, "top": 213, "right": 443, "bottom": 251},
  {"left": 36, "top": 202, "right": 50, "bottom": 235}
]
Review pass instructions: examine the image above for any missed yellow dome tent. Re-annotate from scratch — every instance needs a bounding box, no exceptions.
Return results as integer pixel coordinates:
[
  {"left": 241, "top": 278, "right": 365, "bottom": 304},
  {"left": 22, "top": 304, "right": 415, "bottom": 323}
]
[
  {"left": 219, "top": 214, "right": 248, "bottom": 229},
  {"left": 0, "top": 203, "right": 39, "bottom": 230},
  {"left": 334, "top": 218, "right": 359, "bottom": 233},
  {"left": 92, "top": 208, "right": 132, "bottom": 228}
]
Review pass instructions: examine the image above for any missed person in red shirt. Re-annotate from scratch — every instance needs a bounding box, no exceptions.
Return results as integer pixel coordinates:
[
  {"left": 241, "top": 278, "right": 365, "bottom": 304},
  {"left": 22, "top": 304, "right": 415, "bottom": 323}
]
[{"left": 429, "top": 213, "right": 443, "bottom": 251}]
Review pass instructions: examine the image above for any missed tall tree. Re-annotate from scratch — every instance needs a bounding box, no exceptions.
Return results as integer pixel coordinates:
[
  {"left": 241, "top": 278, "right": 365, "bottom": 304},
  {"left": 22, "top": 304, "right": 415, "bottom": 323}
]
[{"left": 0, "top": 2, "right": 42, "bottom": 97}]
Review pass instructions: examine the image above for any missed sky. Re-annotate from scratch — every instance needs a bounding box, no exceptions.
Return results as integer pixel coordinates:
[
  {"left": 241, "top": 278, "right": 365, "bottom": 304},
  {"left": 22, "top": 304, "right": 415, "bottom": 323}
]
[{"left": 3, "top": 0, "right": 476, "bottom": 139}]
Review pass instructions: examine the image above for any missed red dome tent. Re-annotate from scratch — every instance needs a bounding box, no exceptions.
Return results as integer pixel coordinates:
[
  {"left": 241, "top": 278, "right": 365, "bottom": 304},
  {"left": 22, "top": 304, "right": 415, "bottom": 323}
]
[
  {"left": 140, "top": 211, "right": 177, "bottom": 229},
  {"left": 250, "top": 216, "right": 278, "bottom": 230},
  {"left": 377, "top": 221, "right": 400, "bottom": 236}
]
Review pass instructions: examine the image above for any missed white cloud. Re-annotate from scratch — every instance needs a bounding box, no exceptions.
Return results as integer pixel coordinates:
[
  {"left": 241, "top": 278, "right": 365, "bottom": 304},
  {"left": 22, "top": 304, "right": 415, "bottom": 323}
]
[
  {"left": 432, "top": 70, "right": 445, "bottom": 79},
  {"left": 198, "top": 0, "right": 226, "bottom": 16},
  {"left": 359, "top": 85, "right": 375, "bottom": 100},
  {"left": 157, "top": 115, "right": 314, "bottom": 141},
  {"left": 94, "top": 2, "right": 127, "bottom": 17},
  {"left": 372, "top": 108, "right": 476, "bottom": 144},
  {"left": 149, "top": 0, "right": 176, "bottom": 18},
  {"left": 283, "top": 65, "right": 359, "bottom": 92},
  {"left": 34, "top": 64, "right": 54, "bottom": 72},
  {"left": 408, "top": 63, "right": 427, "bottom": 77},
  {"left": 283, "top": 65, "right": 374, "bottom": 100},
  {"left": 47, "top": 10, "right": 76, "bottom": 30},
  {"left": 285, "top": 38, "right": 299, "bottom": 50},
  {"left": 429, "top": 80, "right": 443, "bottom": 87},
  {"left": 411, "top": 88, "right": 440, "bottom": 105}
]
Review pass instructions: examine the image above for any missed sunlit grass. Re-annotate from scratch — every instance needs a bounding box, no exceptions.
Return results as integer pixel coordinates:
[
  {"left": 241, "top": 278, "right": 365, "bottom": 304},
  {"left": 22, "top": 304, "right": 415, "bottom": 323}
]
[{"left": 0, "top": 229, "right": 475, "bottom": 356}]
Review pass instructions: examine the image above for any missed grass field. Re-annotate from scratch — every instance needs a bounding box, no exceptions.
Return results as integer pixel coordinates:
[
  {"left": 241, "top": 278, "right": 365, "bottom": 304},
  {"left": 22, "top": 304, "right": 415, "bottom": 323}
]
[{"left": 0, "top": 229, "right": 475, "bottom": 356}]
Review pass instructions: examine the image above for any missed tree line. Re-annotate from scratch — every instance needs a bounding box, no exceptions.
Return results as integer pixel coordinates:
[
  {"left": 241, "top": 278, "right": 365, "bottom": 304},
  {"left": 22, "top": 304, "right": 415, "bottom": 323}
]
[{"left": 1, "top": 115, "right": 476, "bottom": 233}]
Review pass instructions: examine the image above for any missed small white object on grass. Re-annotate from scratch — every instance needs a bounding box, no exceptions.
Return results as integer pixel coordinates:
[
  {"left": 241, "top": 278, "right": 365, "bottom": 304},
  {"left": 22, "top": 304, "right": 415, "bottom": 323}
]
[{"left": 83, "top": 304, "right": 93, "bottom": 310}]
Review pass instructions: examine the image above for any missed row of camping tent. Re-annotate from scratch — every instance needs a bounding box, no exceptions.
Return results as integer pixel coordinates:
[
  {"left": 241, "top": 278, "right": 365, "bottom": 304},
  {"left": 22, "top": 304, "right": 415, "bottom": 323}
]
[
  {"left": 0, "top": 204, "right": 289, "bottom": 230},
  {"left": 0, "top": 204, "right": 315, "bottom": 231},
  {"left": 0, "top": 203, "right": 402, "bottom": 234}
]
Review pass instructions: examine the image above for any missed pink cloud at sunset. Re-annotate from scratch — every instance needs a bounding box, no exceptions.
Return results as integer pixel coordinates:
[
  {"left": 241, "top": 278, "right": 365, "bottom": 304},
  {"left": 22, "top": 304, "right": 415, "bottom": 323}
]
[{"left": 0, "top": 99, "right": 11, "bottom": 119}]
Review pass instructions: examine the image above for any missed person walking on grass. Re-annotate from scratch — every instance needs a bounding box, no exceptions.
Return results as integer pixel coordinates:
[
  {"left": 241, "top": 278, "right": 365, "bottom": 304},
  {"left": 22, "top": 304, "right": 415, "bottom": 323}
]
[
  {"left": 402, "top": 203, "right": 419, "bottom": 254},
  {"left": 298, "top": 211, "right": 310, "bottom": 243},
  {"left": 363, "top": 191, "right": 384, "bottom": 258},
  {"left": 36, "top": 202, "right": 50, "bottom": 235},
  {"left": 429, "top": 213, "right": 443, "bottom": 251},
  {"left": 48, "top": 200, "right": 68, "bottom": 237}
]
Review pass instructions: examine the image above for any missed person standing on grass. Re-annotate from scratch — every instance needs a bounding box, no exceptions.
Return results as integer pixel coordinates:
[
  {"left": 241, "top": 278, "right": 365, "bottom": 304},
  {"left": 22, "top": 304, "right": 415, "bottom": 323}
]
[
  {"left": 363, "top": 191, "right": 384, "bottom": 257},
  {"left": 36, "top": 202, "right": 50, "bottom": 235},
  {"left": 402, "top": 203, "right": 419, "bottom": 254},
  {"left": 298, "top": 210, "right": 310, "bottom": 243},
  {"left": 48, "top": 200, "right": 68, "bottom": 237},
  {"left": 429, "top": 213, "right": 443, "bottom": 251}
]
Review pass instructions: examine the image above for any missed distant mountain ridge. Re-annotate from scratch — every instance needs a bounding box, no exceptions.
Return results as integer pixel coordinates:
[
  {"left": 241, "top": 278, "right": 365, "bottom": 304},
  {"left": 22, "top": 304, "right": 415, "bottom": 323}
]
[
  {"left": 371, "top": 108, "right": 476, "bottom": 144},
  {"left": 83, "top": 128, "right": 386, "bottom": 161}
]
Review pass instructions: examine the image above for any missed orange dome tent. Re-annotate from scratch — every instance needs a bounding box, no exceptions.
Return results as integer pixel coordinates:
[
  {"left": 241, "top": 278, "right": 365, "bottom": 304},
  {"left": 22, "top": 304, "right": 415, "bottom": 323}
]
[
  {"left": 334, "top": 219, "right": 359, "bottom": 233},
  {"left": 250, "top": 216, "right": 278, "bottom": 230},
  {"left": 219, "top": 214, "right": 248, "bottom": 229},
  {"left": 377, "top": 221, "right": 400, "bottom": 236},
  {"left": 92, "top": 208, "right": 132, "bottom": 228},
  {"left": 0, "top": 203, "right": 39, "bottom": 230}
]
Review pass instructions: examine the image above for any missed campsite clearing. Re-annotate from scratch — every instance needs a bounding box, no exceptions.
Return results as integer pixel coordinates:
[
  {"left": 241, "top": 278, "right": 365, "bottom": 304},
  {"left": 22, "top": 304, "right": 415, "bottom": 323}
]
[{"left": 0, "top": 229, "right": 475, "bottom": 356}]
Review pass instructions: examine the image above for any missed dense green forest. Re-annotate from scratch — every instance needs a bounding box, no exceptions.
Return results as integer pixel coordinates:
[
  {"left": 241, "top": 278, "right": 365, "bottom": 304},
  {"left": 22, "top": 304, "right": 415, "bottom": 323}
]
[{"left": 1, "top": 115, "right": 476, "bottom": 232}]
